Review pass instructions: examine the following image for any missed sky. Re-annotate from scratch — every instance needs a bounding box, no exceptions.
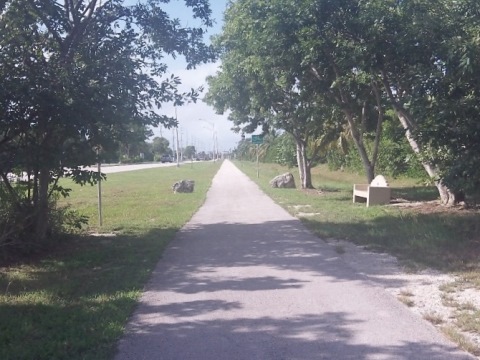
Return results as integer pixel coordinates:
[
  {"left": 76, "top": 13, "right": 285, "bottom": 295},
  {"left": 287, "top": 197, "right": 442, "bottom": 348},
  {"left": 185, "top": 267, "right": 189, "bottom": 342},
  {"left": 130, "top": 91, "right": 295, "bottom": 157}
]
[{"left": 149, "top": 0, "right": 242, "bottom": 153}]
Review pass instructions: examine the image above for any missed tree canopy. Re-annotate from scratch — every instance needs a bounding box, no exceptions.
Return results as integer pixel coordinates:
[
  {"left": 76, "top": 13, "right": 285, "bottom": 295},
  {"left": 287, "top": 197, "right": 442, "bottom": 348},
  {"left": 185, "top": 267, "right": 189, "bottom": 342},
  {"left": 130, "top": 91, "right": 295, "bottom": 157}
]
[
  {"left": 207, "top": 0, "right": 480, "bottom": 204},
  {"left": 0, "top": 0, "right": 214, "bottom": 249},
  {"left": 206, "top": 0, "right": 344, "bottom": 188}
]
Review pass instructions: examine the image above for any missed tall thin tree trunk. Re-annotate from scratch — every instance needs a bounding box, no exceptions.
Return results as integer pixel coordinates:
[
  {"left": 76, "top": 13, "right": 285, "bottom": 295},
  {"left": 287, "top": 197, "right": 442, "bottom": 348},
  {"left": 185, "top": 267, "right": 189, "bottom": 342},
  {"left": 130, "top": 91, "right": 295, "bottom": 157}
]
[
  {"left": 371, "top": 81, "right": 384, "bottom": 170},
  {"left": 343, "top": 110, "right": 375, "bottom": 183},
  {"left": 296, "top": 141, "right": 306, "bottom": 188},
  {"left": 333, "top": 70, "right": 378, "bottom": 184},
  {"left": 381, "top": 73, "right": 457, "bottom": 206},
  {"left": 395, "top": 108, "right": 456, "bottom": 206},
  {"left": 295, "top": 139, "right": 314, "bottom": 189}
]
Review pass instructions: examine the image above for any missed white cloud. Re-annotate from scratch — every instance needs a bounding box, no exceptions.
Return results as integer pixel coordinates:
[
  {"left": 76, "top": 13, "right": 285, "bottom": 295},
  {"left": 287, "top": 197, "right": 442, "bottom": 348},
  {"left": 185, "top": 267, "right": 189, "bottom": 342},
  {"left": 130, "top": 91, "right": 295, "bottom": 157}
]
[
  {"left": 147, "top": 1, "right": 242, "bottom": 153},
  {"left": 151, "top": 61, "right": 241, "bottom": 152}
]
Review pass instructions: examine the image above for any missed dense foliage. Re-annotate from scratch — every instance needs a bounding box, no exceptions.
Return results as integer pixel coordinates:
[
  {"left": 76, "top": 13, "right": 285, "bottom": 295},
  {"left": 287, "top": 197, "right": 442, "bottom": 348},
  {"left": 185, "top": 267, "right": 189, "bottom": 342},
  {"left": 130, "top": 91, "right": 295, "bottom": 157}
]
[
  {"left": 207, "top": 0, "right": 480, "bottom": 204},
  {"left": 0, "top": 0, "right": 213, "bottom": 255}
]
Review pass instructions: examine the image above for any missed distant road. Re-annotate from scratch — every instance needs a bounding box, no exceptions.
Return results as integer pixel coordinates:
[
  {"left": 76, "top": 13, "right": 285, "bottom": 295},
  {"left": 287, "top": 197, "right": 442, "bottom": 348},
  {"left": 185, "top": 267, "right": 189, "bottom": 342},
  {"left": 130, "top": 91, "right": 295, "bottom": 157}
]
[{"left": 83, "top": 162, "right": 180, "bottom": 174}]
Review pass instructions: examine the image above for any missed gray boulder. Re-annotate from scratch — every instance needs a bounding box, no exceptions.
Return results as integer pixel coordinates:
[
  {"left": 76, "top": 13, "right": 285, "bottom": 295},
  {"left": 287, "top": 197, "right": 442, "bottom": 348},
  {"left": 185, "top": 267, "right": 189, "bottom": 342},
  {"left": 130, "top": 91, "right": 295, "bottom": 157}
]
[
  {"left": 172, "top": 180, "right": 195, "bottom": 193},
  {"left": 269, "top": 173, "right": 296, "bottom": 188}
]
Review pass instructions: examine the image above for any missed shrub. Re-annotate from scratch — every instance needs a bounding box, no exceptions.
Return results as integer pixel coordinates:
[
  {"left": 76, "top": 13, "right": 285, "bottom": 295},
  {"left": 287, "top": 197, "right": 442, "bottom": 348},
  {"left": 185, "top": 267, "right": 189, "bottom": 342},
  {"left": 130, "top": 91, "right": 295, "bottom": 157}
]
[
  {"left": 0, "top": 184, "right": 88, "bottom": 261},
  {"left": 274, "top": 133, "right": 297, "bottom": 168}
]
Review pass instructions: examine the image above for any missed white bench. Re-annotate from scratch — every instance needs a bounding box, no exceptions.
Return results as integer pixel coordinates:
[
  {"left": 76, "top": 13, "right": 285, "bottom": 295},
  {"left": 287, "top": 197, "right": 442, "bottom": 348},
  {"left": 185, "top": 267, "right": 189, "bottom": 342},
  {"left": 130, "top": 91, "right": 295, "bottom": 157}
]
[{"left": 353, "top": 175, "right": 391, "bottom": 207}]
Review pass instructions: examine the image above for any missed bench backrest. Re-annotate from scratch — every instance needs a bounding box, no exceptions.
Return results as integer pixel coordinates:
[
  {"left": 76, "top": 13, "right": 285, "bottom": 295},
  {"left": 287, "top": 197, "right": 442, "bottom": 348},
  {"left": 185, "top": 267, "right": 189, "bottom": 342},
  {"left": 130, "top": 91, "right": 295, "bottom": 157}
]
[{"left": 370, "top": 175, "right": 389, "bottom": 187}]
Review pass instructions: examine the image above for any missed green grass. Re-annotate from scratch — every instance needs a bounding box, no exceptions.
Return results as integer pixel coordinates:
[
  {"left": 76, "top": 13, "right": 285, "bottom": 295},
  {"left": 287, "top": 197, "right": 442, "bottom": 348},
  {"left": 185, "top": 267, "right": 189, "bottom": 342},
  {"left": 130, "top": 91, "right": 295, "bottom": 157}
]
[
  {"left": 0, "top": 162, "right": 220, "bottom": 360},
  {"left": 67, "top": 163, "right": 219, "bottom": 234},
  {"left": 442, "top": 326, "right": 480, "bottom": 356},
  {"left": 1, "top": 160, "right": 479, "bottom": 358}
]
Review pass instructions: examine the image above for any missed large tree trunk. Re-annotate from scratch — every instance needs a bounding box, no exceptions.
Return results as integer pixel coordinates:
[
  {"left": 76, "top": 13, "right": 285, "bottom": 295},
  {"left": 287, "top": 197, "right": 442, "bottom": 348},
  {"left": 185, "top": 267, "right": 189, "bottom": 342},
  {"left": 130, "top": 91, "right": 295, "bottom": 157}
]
[
  {"left": 296, "top": 141, "right": 305, "bottom": 188},
  {"left": 304, "top": 161, "right": 313, "bottom": 189},
  {"left": 381, "top": 73, "right": 457, "bottom": 206},
  {"left": 395, "top": 108, "right": 456, "bottom": 206},
  {"left": 295, "top": 139, "right": 313, "bottom": 189}
]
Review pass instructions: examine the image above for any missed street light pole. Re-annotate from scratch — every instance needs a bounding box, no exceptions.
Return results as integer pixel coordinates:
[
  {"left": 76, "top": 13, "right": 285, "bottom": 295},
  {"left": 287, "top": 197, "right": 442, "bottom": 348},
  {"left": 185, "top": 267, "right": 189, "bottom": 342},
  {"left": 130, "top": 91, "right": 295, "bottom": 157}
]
[
  {"left": 175, "top": 107, "right": 180, "bottom": 167},
  {"left": 199, "top": 119, "right": 216, "bottom": 162},
  {"left": 212, "top": 129, "right": 216, "bottom": 162}
]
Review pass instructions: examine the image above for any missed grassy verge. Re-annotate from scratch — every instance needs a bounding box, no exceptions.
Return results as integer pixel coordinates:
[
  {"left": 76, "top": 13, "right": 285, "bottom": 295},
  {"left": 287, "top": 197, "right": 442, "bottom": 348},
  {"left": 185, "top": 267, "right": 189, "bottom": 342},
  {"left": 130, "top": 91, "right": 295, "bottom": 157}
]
[
  {"left": 0, "top": 162, "right": 220, "bottom": 360},
  {"left": 237, "top": 160, "right": 480, "bottom": 355},
  {"left": 236, "top": 161, "right": 479, "bottom": 272}
]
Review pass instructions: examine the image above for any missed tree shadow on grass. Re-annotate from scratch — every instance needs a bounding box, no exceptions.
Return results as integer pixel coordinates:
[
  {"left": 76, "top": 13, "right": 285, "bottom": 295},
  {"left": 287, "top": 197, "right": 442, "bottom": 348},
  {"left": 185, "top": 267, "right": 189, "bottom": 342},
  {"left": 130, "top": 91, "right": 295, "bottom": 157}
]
[
  {"left": 302, "top": 210, "right": 480, "bottom": 271},
  {"left": 0, "top": 297, "right": 136, "bottom": 360},
  {"left": 0, "top": 228, "right": 178, "bottom": 360},
  {"left": 392, "top": 186, "right": 439, "bottom": 202},
  {"left": 1, "top": 216, "right": 475, "bottom": 360}
]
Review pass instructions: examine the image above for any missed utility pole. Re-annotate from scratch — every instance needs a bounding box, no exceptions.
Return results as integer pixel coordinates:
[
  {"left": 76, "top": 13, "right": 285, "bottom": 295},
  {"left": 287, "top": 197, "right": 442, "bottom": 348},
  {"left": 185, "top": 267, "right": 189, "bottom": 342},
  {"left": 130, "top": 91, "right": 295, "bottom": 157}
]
[
  {"left": 175, "top": 107, "right": 180, "bottom": 167},
  {"left": 199, "top": 118, "right": 216, "bottom": 162}
]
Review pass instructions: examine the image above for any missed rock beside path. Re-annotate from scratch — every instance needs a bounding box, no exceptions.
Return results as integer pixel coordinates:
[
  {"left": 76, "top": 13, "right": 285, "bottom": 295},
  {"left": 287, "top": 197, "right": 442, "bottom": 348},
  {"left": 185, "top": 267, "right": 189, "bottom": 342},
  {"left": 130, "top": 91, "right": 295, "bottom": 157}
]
[
  {"left": 270, "top": 172, "right": 296, "bottom": 188},
  {"left": 172, "top": 180, "right": 195, "bottom": 193}
]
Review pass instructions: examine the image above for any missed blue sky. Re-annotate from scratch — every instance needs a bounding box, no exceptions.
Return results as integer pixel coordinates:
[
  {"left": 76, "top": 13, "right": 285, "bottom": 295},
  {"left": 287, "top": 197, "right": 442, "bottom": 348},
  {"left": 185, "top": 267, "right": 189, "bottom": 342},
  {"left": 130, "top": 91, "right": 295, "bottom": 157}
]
[{"left": 150, "top": 0, "right": 241, "bottom": 153}]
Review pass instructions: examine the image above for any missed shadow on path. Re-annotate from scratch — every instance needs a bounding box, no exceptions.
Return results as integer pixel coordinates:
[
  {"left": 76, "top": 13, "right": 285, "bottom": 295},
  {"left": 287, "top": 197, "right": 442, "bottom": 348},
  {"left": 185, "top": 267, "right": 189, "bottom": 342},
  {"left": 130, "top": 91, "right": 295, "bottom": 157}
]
[
  {"left": 115, "top": 161, "right": 473, "bottom": 359},
  {"left": 115, "top": 220, "right": 472, "bottom": 359}
]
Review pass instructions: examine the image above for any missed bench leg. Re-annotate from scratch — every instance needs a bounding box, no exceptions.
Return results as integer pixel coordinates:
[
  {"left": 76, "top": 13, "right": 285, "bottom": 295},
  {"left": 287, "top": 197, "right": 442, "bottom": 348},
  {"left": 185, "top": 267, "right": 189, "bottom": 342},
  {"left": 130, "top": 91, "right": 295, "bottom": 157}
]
[{"left": 353, "top": 195, "right": 367, "bottom": 204}]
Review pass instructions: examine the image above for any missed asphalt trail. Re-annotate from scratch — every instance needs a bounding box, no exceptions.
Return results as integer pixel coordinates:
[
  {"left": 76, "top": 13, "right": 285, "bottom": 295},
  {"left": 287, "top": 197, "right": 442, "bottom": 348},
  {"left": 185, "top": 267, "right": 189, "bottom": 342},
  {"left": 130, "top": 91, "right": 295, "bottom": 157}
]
[{"left": 115, "top": 160, "right": 473, "bottom": 360}]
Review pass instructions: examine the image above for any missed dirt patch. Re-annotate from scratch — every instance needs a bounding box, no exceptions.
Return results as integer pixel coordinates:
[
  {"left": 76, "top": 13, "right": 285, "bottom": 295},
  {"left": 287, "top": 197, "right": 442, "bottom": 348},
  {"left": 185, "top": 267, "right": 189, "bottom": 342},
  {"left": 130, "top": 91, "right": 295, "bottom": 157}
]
[
  {"left": 388, "top": 199, "right": 479, "bottom": 215},
  {"left": 301, "top": 188, "right": 340, "bottom": 196}
]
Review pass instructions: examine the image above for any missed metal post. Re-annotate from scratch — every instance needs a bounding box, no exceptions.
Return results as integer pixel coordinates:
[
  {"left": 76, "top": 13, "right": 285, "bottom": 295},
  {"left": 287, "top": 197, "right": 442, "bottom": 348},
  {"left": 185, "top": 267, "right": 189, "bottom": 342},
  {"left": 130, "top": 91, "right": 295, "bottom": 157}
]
[
  {"left": 199, "top": 119, "right": 216, "bottom": 162},
  {"left": 213, "top": 130, "right": 216, "bottom": 162},
  {"left": 97, "top": 148, "right": 103, "bottom": 227},
  {"left": 256, "top": 144, "right": 260, "bottom": 178},
  {"left": 175, "top": 107, "right": 180, "bottom": 167}
]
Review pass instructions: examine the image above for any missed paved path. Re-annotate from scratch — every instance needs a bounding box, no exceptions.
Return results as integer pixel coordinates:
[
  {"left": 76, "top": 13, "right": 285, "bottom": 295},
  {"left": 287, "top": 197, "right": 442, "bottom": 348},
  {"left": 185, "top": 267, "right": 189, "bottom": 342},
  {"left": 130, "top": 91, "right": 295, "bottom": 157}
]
[{"left": 115, "top": 160, "right": 473, "bottom": 360}]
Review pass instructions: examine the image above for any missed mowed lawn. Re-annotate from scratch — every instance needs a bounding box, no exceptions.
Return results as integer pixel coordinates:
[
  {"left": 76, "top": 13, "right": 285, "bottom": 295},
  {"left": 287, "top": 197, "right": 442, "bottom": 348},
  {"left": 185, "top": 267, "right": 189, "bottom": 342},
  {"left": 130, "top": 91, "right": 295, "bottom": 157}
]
[
  {"left": 1, "top": 160, "right": 479, "bottom": 359},
  {"left": 0, "top": 162, "right": 221, "bottom": 360},
  {"left": 237, "top": 161, "right": 480, "bottom": 271}
]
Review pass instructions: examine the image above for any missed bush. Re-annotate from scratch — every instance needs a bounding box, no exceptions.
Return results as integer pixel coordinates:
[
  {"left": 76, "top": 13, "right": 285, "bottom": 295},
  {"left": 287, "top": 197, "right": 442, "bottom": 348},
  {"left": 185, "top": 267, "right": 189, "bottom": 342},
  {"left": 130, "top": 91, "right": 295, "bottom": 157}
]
[
  {"left": 375, "top": 121, "right": 426, "bottom": 179},
  {"left": 326, "top": 149, "right": 346, "bottom": 171},
  {"left": 0, "top": 184, "right": 88, "bottom": 261},
  {"left": 274, "top": 133, "right": 297, "bottom": 168},
  {"left": 326, "top": 121, "right": 427, "bottom": 180},
  {"left": 0, "top": 194, "right": 36, "bottom": 256}
]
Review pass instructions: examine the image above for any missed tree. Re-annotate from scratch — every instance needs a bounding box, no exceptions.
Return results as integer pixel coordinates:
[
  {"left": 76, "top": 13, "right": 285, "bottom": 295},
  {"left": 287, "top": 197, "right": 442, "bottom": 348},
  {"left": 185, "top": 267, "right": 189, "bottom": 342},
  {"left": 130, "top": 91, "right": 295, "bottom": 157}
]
[
  {"left": 0, "top": 0, "right": 213, "bottom": 248},
  {"left": 355, "top": 0, "right": 477, "bottom": 205},
  {"left": 419, "top": 0, "right": 480, "bottom": 201},
  {"left": 299, "top": 0, "right": 480, "bottom": 204},
  {"left": 151, "top": 137, "right": 171, "bottom": 157},
  {"left": 183, "top": 145, "right": 196, "bottom": 159},
  {"left": 209, "top": 0, "right": 479, "bottom": 203},
  {"left": 285, "top": 0, "right": 388, "bottom": 184},
  {"left": 206, "top": 0, "right": 387, "bottom": 187},
  {"left": 206, "top": 0, "right": 338, "bottom": 189}
]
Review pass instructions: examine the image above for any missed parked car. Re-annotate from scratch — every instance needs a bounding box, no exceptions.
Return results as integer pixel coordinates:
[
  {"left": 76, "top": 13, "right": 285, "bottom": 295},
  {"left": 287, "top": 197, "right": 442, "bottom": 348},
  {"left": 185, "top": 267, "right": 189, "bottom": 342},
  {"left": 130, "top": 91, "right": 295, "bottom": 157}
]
[{"left": 160, "top": 154, "right": 173, "bottom": 163}]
